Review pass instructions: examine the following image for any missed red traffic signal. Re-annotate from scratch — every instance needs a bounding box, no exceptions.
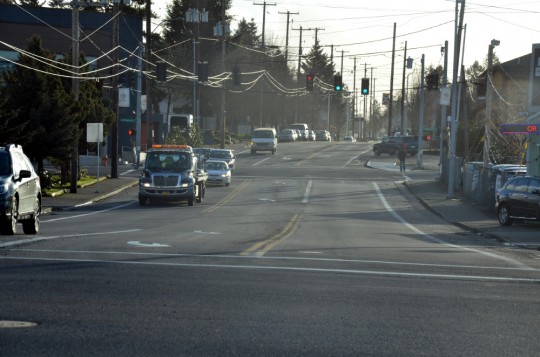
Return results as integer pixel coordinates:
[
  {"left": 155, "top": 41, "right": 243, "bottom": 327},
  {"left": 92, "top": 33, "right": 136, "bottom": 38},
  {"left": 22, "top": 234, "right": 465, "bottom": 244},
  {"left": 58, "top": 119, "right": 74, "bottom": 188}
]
[
  {"left": 128, "top": 129, "right": 136, "bottom": 136},
  {"left": 306, "top": 73, "right": 314, "bottom": 91},
  {"left": 423, "top": 135, "right": 431, "bottom": 141}
]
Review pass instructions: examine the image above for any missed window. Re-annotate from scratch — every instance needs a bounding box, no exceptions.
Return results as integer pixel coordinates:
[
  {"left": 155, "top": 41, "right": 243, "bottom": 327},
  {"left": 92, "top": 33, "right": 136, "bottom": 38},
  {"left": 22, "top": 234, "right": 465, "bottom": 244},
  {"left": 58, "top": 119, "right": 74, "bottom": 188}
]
[
  {"left": 528, "top": 178, "right": 540, "bottom": 194},
  {"left": 514, "top": 178, "right": 530, "bottom": 192}
]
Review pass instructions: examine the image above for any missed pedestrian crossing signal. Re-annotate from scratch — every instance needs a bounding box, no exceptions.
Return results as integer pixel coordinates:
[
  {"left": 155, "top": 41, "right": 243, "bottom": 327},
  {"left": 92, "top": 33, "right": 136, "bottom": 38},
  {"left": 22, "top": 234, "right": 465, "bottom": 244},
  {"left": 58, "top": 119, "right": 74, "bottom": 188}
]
[{"left": 128, "top": 129, "right": 136, "bottom": 136}]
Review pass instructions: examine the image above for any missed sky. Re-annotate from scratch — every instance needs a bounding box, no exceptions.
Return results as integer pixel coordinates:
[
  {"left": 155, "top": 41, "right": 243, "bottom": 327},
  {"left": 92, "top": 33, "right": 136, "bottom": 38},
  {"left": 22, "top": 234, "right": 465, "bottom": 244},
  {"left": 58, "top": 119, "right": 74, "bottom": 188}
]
[{"left": 153, "top": 0, "right": 540, "bottom": 96}]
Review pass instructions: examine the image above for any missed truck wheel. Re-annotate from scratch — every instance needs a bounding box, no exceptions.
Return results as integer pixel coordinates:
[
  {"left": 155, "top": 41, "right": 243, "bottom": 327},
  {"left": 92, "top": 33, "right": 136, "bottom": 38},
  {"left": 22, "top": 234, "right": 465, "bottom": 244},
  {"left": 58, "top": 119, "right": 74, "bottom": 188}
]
[
  {"left": 138, "top": 195, "right": 147, "bottom": 206},
  {"left": 251, "top": 149, "right": 256, "bottom": 155},
  {"left": 373, "top": 148, "right": 380, "bottom": 156}
]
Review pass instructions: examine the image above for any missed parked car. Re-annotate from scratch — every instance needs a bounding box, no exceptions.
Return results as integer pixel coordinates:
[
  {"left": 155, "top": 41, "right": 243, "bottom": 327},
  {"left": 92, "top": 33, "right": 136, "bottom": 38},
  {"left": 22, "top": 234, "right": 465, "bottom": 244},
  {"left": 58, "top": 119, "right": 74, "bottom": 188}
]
[
  {"left": 308, "top": 130, "right": 316, "bottom": 141},
  {"left": 0, "top": 144, "right": 41, "bottom": 235},
  {"left": 344, "top": 136, "right": 356, "bottom": 142},
  {"left": 315, "top": 130, "right": 331, "bottom": 141},
  {"left": 495, "top": 175, "right": 540, "bottom": 226},
  {"left": 279, "top": 129, "right": 296, "bottom": 142},
  {"left": 372, "top": 135, "right": 418, "bottom": 156},
  {"left": 209, "top": 149, "right": 236, "bottom": 173},
  {"left": 205, "top": 160, "right": 231, "bottom": 187}
]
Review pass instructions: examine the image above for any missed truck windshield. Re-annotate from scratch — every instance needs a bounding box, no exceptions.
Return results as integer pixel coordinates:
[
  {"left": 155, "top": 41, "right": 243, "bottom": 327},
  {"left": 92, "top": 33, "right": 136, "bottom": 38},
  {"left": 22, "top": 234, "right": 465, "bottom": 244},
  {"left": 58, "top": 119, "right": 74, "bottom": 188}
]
[{"left": 147, "top": 152, "right": 191, "bottom": 172}]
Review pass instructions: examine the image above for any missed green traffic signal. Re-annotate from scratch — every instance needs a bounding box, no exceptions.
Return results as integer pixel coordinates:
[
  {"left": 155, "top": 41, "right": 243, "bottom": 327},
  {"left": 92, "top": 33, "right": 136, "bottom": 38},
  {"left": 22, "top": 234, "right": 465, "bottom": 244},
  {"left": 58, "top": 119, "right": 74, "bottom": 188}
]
[
  {"left": 334, "top": 75, "right": 342, "bottom": 91},
  {"left": 361, "top": 78, "right": 369, "bottom": 95}
]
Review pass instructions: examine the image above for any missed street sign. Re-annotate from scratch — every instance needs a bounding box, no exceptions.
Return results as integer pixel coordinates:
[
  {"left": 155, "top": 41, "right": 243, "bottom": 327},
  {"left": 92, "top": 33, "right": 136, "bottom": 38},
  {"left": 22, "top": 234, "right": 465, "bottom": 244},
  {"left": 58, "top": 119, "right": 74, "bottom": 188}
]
[
  {"left": 501, "top": 123, "right": 540, "bottom": 135},
  {"left": 440, "top": 87, "right": 451, "bottom": 106}
]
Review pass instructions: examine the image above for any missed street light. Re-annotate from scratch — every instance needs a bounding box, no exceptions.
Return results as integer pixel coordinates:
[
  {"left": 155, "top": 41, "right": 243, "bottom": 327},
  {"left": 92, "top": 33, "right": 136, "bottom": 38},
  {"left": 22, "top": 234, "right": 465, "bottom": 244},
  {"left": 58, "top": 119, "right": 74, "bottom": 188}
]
[{"left": 483, "top": 39, "right": 500, "bottom": 168}]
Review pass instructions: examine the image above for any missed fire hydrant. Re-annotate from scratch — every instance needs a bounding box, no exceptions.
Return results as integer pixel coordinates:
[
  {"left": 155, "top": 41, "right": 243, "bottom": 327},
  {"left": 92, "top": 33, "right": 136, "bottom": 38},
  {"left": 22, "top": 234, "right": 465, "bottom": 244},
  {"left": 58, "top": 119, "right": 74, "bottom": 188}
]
[{"left": 102, "top": 155, "right": 109, "bottom": 167}]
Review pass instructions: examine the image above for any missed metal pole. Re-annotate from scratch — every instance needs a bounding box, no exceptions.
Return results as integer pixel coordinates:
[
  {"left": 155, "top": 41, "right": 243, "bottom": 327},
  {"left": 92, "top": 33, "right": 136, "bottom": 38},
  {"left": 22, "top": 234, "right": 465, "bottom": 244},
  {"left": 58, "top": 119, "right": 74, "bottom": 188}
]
[
  {"left": 439, "top": 40, "right": 448, "bottom": 176},
  {"left": 400, "top": 41, "right": 407, "bottom": 134},
  {"left": 135, "top": 44, "right": 142, "bottom": 167},
  {"left": 417, "top": 54, "right": 425, "bottom": 169},
  {"left": 388, "top": 23, "right": 396, "bottom": 136}
]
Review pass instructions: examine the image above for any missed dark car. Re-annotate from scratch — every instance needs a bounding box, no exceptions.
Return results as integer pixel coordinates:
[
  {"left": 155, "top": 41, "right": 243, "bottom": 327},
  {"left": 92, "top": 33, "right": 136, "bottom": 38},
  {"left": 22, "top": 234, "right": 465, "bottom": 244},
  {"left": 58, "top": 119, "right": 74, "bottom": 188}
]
[
  {"left": 372, "top": 136, "right": 419, "bottom": 156},
  {"left": 0, "top": 144, "right": 41, "bottom": 235},
  {"left": 495, "top": 175, "right": 540, "bottom": 226}
]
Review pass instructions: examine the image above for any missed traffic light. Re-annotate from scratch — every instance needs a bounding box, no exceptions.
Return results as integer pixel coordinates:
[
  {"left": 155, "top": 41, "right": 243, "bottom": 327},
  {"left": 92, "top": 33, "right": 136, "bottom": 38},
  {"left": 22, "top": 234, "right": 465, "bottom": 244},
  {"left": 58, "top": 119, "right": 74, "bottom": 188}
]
[
  {"left": 361, "top": 78, "right": 369, "bottom": 95},
  {"left": 423, "top": 134, "right": 431, "bottom": 141},
  {"left": 128, "top": 129, "right": 136, "bottom": 136},
  {"left": 232, "top": 65, "right": 241, "bottom": 86},
  {"left": 306, "top": 73, "right": 314, "bottom": 91},
  {"left": 156, "top": 61, "right": 167, "bottom": 82},
  {"left": 198, "top": 61, "right": 209, "bottom": 82},
  {"left": 334, "top": 75, "right": 342, "bottom": 91}
]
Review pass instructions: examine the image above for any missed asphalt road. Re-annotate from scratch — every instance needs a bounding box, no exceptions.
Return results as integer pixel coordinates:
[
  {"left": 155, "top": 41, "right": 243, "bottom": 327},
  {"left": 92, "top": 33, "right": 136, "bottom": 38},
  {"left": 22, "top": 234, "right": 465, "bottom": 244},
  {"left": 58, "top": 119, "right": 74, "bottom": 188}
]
[{"left": 1, "top": 141, "right": 539, "bottom": 356}]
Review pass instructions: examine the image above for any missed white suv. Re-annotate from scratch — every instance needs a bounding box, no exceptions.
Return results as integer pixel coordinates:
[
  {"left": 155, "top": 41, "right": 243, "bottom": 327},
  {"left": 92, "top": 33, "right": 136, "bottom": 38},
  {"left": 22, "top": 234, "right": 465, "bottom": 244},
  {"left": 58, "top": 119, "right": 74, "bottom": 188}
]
[{"left": 0, "top": 144, "right": 41, "bottom": 235}]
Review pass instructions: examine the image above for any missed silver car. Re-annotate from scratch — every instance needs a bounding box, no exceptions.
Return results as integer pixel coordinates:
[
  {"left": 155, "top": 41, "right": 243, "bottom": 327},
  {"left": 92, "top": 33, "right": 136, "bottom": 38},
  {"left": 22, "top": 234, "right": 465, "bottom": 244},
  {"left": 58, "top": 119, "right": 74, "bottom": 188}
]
[{"left": 205, "top": 160, "right": 231, "bottom": 187}]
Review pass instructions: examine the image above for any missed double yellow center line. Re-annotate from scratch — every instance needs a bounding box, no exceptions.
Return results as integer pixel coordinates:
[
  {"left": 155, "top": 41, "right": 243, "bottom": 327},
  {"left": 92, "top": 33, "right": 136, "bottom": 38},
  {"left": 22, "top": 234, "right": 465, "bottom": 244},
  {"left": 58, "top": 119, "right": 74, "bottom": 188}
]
[{"left": 241, "top": 214, "right": 303, "bottom": 256}]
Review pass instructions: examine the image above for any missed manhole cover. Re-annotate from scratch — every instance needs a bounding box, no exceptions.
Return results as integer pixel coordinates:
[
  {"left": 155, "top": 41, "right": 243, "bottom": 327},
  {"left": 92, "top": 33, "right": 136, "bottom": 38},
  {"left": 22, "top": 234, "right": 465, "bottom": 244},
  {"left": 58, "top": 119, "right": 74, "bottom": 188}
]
[{"left": 0, "top": 320, "right": 38, "bottom": 328}]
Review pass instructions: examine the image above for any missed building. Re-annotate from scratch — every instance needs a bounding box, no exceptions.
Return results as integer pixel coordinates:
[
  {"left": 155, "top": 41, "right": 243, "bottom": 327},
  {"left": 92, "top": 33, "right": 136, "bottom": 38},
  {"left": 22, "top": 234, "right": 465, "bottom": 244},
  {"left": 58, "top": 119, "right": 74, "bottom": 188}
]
[{"left": 0, "top": 3, "right": 149, "bottom": 156}]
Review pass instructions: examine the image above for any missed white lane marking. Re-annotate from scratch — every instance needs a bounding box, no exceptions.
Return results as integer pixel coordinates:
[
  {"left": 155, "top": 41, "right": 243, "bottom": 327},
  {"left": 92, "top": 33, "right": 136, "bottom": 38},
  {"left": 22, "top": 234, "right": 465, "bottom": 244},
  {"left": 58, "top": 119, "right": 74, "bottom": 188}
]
[
  {"left": 0, "top": 229, "right": 142, "bottom": 248},
  {"left": 193, "top": 231, "right": 223, "bottom": 235},
  {"left": 9, "top": 249, "right": 538, "bottom": 272},
  {"left": 258, "top": 198, "right": 276, "bottom": 202},
  {"left": 43, "top": 201, "right": 136, "bottom": 223},
  {"left": 252, "top": 157, "right": 271, "bottom": 166},
  {"left": 127, "top": 241, "right": 171, "bottom": 248},
  {"left": 300, "top": 251, "right": 323, "bottom": 254},
  {"left": 372, "top": 182, "right": 532, "bottom": 270},
  {"left": 1, "top": 255, "right": 538, "bottom": 283},
  {"left": 302, "top": 180, "right": 313, "bottom": 204}
]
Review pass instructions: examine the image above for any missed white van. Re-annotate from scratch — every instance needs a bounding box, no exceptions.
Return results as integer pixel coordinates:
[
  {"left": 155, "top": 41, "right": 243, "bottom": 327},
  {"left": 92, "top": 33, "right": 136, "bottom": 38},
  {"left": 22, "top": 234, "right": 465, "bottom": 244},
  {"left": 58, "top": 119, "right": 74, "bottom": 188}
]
[
  {"left": 250, "top": 128, "right": 277, "bottom": 155},
  {"left": 290, "top": 123, "right": 309, "bottom": 141}
]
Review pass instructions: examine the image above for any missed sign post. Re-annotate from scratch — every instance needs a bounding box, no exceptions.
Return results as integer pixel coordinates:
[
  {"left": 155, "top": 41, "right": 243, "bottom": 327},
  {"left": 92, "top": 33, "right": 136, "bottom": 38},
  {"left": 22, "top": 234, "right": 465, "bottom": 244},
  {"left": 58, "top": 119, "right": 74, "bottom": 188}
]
[{"left": 87, "top": 123, "right": 104, "bottom": 193}]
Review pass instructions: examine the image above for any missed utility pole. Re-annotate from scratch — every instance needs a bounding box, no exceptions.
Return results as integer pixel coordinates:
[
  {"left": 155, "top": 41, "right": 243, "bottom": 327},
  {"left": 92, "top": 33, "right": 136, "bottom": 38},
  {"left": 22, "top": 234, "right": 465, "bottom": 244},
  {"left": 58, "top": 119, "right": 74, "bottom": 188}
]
[
  {"left": 293, "top": 27, "right": 314, "bottom": 79},
  {"left": 400, "top": 41, "right": 407, "bottom": 134},
  {"left": 220, "top": 0, "right": 227, "bottom": 148},
  {"left": 388, "top": 22, "right": 396, "bottom": 136},
  {"left": 145, "top": 0, "right": 152, "bottom": 150},
  {"left": 254, "top": 1, "right": 276, "bottom": 50},
  {"left": 448, "top": 0, "right": 466, "bottom": 199},
  {"left": 313, "top": 27, "right": 325, "bottom": 44},
  {"left": 70, "top": 2, "right": 80, "bottom": 193},
  {"left": 484, "top": 39, "right": 499, "bottom": 167},
  {"left": 110, "top": 0, "right": 120, "bottom": 179},
  {"left": 278, "top": 10, "right": 299, "bottom": 63}
]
